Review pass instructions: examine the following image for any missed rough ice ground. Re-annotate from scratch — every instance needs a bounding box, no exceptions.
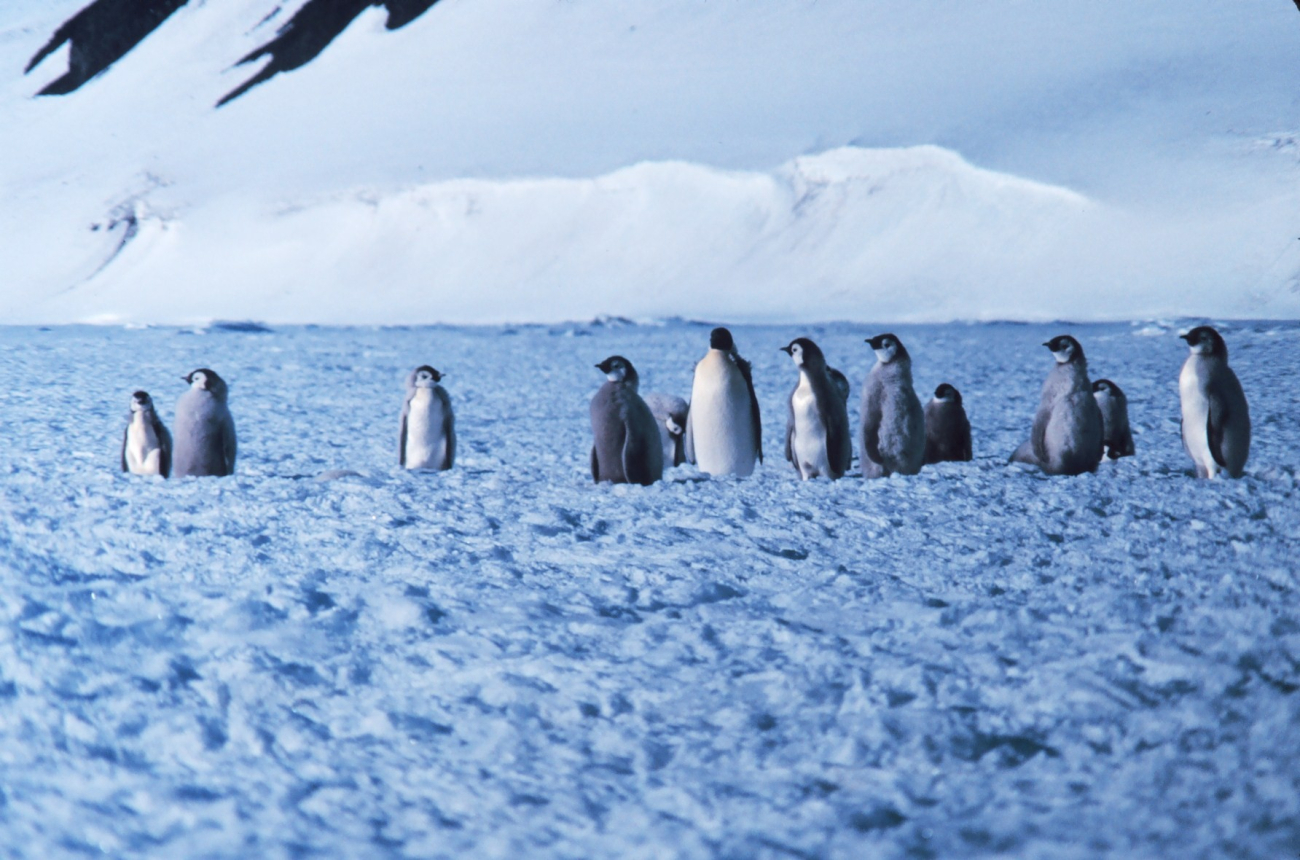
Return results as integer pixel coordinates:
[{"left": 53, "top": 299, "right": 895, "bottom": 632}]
[{"left": 0, "top": 321, "right": 1297, "bottom": 858}]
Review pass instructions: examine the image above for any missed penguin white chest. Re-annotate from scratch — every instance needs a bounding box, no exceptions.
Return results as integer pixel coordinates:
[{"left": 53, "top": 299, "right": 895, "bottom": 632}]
[
  {"left": 792, "top": 376, "right": 830, "bottom": 478},
  {"left": 405, "top": 389, "right": 446, "bottom": 469},
  {"left": 125, "top": 415, "right": 163, "bottom": 475},
  {"left": 1179, "top": 360, "right": 1216, "bottom": 476},
  {"left": 690, "top": 352, "right": 757, "bottom": 476}
]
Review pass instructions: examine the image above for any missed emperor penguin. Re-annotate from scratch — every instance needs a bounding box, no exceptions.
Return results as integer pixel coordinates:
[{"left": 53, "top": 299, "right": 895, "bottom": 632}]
[
  {"left": 781, "top": 338, "right": 852, "bottom": 480},
  {"left": 684, "top": 327, "right": 762, "bottom": 477},
  {"left": 859, "top": 334, "right": 926, "bottom": 478},
  {"left": 643, "top": 392, "right": 689, "bottom": 468},
  {"left": 827, "top": 368, "right": 851, "bottom": 405},
  {"left": 1009, "top": 336, "right": 1103, "bottom": 475},
  {"left": 923, "top": 383, "right": 972, "bottom": 464},
  {"left": 172, "top": 368, "right": 237, "bottom": 478},
  {"left": 590, "top": 356, "right": 664, "bottom": 485},
  {"left": 399, "top": 365, "right": 455, "bottom": 470},
  {"left": 1179, "top": 326, "right": 1250, "bottom": 478},
  {"left": 1091, "top": 379, "right": 1135, "bottom": 459},
  {"left": 121, "top": 390, "right": 172, "bottom": 478}
]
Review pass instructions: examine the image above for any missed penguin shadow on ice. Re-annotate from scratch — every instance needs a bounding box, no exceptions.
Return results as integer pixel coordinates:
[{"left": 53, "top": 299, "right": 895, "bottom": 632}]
[
  {"left": 1008, "top": 335, "right": 1103, "bottom": 476},
  {"left": 781, "top": 337, "right": 852, "bottom": 480},
  {"left": 589, "top": 355, "right": 663, "bottom": 485},
  {"left": 399, "top": 365, "right": 456, "bottom": 471}
]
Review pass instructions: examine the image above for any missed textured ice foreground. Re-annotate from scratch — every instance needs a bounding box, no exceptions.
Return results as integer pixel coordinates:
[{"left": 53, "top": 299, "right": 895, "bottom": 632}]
[{"left": 0, "top": 321, "right": 1297, "bottom": 858}]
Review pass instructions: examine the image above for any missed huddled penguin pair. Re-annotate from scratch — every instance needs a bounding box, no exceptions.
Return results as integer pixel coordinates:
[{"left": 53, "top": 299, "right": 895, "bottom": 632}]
[
  {"left": 121, "top": 369, "right": 237, "bottom": 478},
  {"left": 399, "top": 365, "right": 455, "bottom": 470}
]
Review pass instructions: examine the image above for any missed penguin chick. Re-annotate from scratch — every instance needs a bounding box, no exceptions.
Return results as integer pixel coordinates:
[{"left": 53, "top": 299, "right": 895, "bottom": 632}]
[
  {"left": 1091, "top": 379, "right": 1135, "bottom": 459},
  {"left": 172, "top": 369, "right": 237, "bottom": 477},
  {"left": 923, "top": 383, "right": 971, "bottom": 464},
  {"left": 684, "top": 327, "right": 762, "bottom": 477},
  {"left": 121, "top": 390, "right": 172, "bottom": 478},
  {"left": 860, "top": 333, "right": 926, "bottom": 478},
  {"left": 1009, "top": 336, "right": 1103, "bottom": 475},
  {"left": 590, "top": 356, "right": 664, "bottom": 485},
  {"left": 1179, "top": 326, "right": 1250, "bottom": 478},
  {"left": 643, "top": 392, "right": 689, "bottom": 468},
  {"left": 400, "top": 365, "right": 456, "bottom": 470},
  {"left": 827, "top": 368, "right": 850, "bottom": 405},
  {"left": 781, "top": 338, "right": 852, "bottom": 480}
]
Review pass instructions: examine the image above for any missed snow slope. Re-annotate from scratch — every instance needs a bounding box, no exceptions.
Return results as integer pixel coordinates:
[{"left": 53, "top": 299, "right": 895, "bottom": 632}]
[
  {"left": 1, "top": 1, "right": 1299, "bottom": 323},
  {"left": 0, "top": 321, "right": 1297, "bottom": 857}
]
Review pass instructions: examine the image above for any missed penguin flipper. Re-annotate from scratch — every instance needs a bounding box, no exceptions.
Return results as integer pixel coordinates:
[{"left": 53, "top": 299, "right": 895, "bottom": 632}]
[
  {"left": 784, "top": 390, "right": 796, "bottom": 466},
  {"left": 860, "top": 389, "right": 883, "bottom": 466},
  {"left": 684, "top": 406, "right": 696, "bottom": 465},
  {"left": 959, "top": 419, "right": 973, "bottom": 462},
  {"left": 1206, "top": 373, "right": 1249, "bottom": 475},
  {"left": 221, "top": 413, "right": 238, "bottom": 476},
  {"left": 398, "top": 398, "right": 410, "bottom": 466},
  {"left": 591, "top": 446, "right": 600, "bottom": 482},
  {"left": 437, "top": 387, "right": 456, "bottom": 470},
  {"left": 737, "top": 354, "right": 763, "bottom": 462},
  {"left": 120, "top": 426, "right": 129, "bottom": 473},
  {"left": 155, "top": 418, "right": 173, "bottom": 479},
  {"left": 622, "top": 421, "right": 660, "bottom": 487}
]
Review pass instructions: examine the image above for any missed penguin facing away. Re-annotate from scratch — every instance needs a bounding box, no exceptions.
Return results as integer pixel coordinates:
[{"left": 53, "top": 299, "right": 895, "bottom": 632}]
[
  {"left": 860, "top": 333, "right": 926, "bottom": 478},
  {"left": 643, "top": 392, "right": 689, "bottom": 468},
  {"left": 923, "top": 383, "right": 972, "bottom": 464},
  {"left": 172, "top": 368, "right": 237, "bottom": 478},
  {"left": 400, "top": 365, "right": 456, "bottom": 470},
  {"left": 1009, "top": 336, "right": 1103, "bottom": 476},
  {"left": 1091, "top": 379, "right": 1135, "bottom": 459},
  {"left": 684, "top": 327, "right": 762, "bottom": 477},
  {"left": 121, "top": 390, "right": 172, "bottom": 478},
  {"left": 1179, "top": 326, "right": 1250, "bottom": 478},
  {"left": 782, "top": 338, "right": 852, "bottom": 480},
  {"left": 590, "top": 356, "right": 664, "bottom": 485}
]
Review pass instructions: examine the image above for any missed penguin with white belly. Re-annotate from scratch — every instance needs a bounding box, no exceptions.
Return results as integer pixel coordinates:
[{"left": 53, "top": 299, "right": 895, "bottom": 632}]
[
  {"left": 400, "top": 365, "right": 456, "bottom": 470},
  {"left": 121, "top": 390, "right": 172, "bottom": 478},
  {"left": 781, "top": 338, "right": 852, "bottom": 480},
  {"left": 1179, "top": 326, "right": 1249, "bottom": 478},
  {"left": 684, "top": 327, "right": 762, "bottom": 477}
]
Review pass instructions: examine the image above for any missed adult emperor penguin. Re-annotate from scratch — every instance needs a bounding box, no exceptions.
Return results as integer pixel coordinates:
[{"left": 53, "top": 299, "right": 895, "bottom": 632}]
[
  {"left": 590, "top": 356, "right": 664, "bottom": 485},
  {"left": 120, "top": 390, "right": 172, "bottom": 478},
  {"left": 1179, "top": 326, "right": 1250, "bottom": 478},
  {"left": 684, "top": 327, "right": 762, "bottom": 477},
  {"left": 781, "top": 338, "right": 852, "bottom": 480},
  {"left": 1091, "top": 379, "right": 1135, "bottom": 459},
  {"left": 860, "top": 334, "right": 926, "bottom": 478},
  {"left": 399, "top": 365, "right": 456, "bottom": 470},
  {"left": 923, "top": 383, "right": 972, "bottom": 464},
  {"left": 1009, "top": 336, "right": 1103, "bottom": 475},
  {"left": 172, "top": 368, "right": 237, "bottom": 478},
  {"left": 643, "top": 392, "right": 689, "bottom": 468}
]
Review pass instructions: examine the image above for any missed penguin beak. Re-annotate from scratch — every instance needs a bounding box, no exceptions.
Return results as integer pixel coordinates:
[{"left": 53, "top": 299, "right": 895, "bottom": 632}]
[
  {"left": 1041, "top": 342, "right": 1052, "bottom": 348},
  {"left": 779, "top": 345, "right": 792, "bottom": 355},
  {"left": 1178, "top": 333, "right": 1191, "bottom": 342}
]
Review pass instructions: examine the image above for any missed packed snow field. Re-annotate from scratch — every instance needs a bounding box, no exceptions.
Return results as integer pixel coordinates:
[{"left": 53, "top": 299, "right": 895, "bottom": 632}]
[{"left": 1, "top": 320, "right": 1297, "bottom": 859}]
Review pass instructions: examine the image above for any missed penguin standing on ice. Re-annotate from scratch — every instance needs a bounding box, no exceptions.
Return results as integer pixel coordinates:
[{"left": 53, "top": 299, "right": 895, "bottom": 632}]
[
  {"left": 1091, "top": 379, "right": 1135, "bottom": 459},
  {"left": 400, "top": 365, "right": 456, "bottom": 470},
  {"left": 172, "top": 368, "right": 237, "bottom": 478},
  {"left": 684, "top": 327, "right": 762, "bottom": 477},
  {"left": 1009, "top": 336, "right": 1103, "bottom": 475},
  {"left": 121, "top": 390, "right": 172, "bottom": 477},
  {"left": 643, "top": 392, "right": 689, "bottom": 468},
  {"left": 590, "top": 356, "right": 663, "bottom": 485},
  {"left": 781, "top": 338, "right": 852, "bottom": 480},
  {"left": 860, "top": 333, "right": 926, "bottom": 478},
  {"left": 1179, "top": 326, "right": 1250, "bottom": 478},
  {"left": 923, "top": 383, "right": 972, "bottom": 464}
]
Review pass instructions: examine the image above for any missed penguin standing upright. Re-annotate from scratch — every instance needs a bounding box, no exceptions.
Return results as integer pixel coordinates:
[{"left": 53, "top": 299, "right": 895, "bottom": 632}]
[
  {"left": 923, "top": 383, "right": 972, "bottom": 464},
  {"left": 1179, "top": 326, "right": 1250, "bottom": 478},
  {"left": 121, "top": 390, "right": 172, "bottom": 478},
  {"left": 781, "top": 338, "right": 852, "bottom": 480},
  {"left": 172, "top": 368, "right": 237, "bottom": 478},
  {"left": 590, "top": 356, "right": 664, "bottom": 485},
  {"left": 1091, "top": 379, "right": 1135, "bottom": 459},
  {"left": 400, "top": 365, "right": 456, "bottom": 470},
  {"left": 643, "top": 392, "right": 689, "bottom": 468},
  {"left": 684, "top": 327, "right": 762, "bottom": 477},
  {"left": 859, "top": 333, "right": 926, "bottom": 478},
  {"left": 1009, "top": 336, "right": 1103, "bottom": 476}
]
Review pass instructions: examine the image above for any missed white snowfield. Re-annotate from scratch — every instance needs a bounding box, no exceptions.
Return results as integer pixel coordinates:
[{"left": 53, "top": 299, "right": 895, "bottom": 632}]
[{"left": 0, "top": 321, "right": 1296, "bottom": 858}]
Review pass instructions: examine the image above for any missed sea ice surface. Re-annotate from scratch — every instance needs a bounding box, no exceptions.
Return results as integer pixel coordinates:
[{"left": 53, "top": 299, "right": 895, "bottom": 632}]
[{"left": 0, "top": 320, "right": 1296, "bottom": 858}]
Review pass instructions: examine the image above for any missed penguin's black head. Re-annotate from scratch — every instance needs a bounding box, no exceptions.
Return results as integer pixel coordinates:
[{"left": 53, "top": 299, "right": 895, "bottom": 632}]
[
  {"left": 710, "top": 327, "right": 735, "bottom": 351},
  {"left": 933, "top": 383, "right": 961, "bottom": 404},
  {"left": 1180, "top": 326, "right": 1227, "bottom": 359},
  {"left": 1092, "top": 378, "right": 1121, "bottom": 396},
  {"left": 183, "top": 368, "right": 227, "bottom": 396},
  {"left": 412, "top": 365, "right": 443, "bottom": 387},
  {"left": 596, "top": 355, "right": 638, "bottom": 385},
  {"left": 1043, "top": 335, "right": 1084, "bottom": 365},
  {"left": 780, "top": 337, "right": 824, "bottom": 368},
  {"left": 827, "top": 367, "right": 850, "bottom": 403},
  {"left": 866, "top": 333, "right": 908, "bottom": 363},
  {"left": 130, "top": 390, "right": 154, "bottom": 412}
]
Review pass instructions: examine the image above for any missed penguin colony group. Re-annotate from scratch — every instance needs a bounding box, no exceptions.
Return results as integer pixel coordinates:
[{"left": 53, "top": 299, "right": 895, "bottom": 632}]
[{"left": 121, "top": 326, "right": 1250, "bottom": 482}]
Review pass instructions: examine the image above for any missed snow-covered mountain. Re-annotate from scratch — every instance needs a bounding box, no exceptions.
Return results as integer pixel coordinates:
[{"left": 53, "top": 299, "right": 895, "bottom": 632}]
[{"left": 2, "top": 0, "right": 1298, "bottom": 324}]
